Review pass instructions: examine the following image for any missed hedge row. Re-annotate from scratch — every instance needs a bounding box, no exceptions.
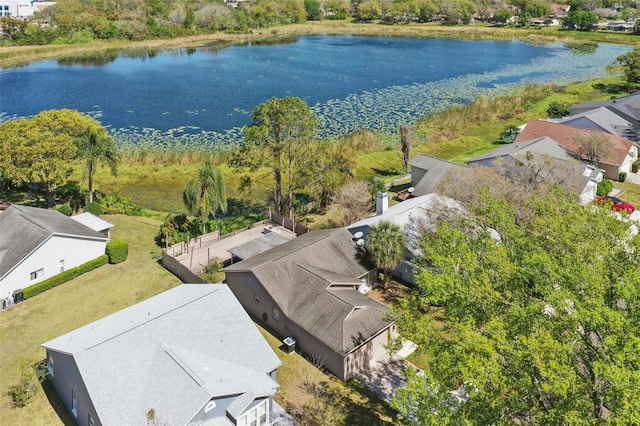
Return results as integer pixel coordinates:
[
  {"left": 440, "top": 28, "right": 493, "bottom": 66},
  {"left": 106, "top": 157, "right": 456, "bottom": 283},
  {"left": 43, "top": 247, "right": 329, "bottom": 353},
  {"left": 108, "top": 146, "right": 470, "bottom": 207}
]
[{"left": 23, "top": 255, "right": 109, "bottom": 300}]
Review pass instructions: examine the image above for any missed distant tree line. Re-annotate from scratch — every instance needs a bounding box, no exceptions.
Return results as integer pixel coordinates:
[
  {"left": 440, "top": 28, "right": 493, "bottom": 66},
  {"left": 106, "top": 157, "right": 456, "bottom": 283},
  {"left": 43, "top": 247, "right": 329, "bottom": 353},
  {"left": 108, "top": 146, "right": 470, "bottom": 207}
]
[{"left": 5, "top": 0, "right": 638, "bottom": 46}]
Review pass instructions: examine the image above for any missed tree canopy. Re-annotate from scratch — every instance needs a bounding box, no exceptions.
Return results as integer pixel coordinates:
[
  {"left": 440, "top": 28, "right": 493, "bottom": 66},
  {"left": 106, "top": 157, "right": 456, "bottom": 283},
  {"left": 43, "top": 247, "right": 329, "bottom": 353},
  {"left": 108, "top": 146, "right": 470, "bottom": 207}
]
[
  {"left": 0, "top": 109, "right": 115, "bottom": 207},
  {"left": 366, "top": 220, "right": 406, "bottom": 290},
  {"left": 392, "top": 190, "right": 640, "bottom": 423},
  {"left": 240, "top": 97, "right": 319, "bottom": 217},
  {"left": 617, "top": 49, "right": 640, "bottom": 86}
]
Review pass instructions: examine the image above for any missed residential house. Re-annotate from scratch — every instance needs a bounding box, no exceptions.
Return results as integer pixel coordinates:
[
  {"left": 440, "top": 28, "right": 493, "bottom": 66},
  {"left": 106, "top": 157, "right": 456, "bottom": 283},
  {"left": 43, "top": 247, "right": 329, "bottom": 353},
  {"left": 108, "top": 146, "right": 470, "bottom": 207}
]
[
  {"left": 467, "top": 137, "right": 604, "bottom": 204},
  {"left": 409, "top": 154, "right": 468, "bottom": 197},
  {"left": 42, "top": 284, "right": 281, "bottom": 426},
  {"left": 559, "top": 106, "right": 638, "bottom": 143},
  {"left": 515, "top": 119, "right": 638, "bottom": 180},
  {"left": 0, "top": 0, "right": 56, "bottom": 17},
  {"left": 594, "top": 8, "right": 616, "bottom": 18},
  {"left": 0, "top": 205, "right": 109, "bottom": 299},
  {"left": 551, "top": 4, "right": 571, "bottom": 17},
  {"left": 569, "top": 92, "right": 640, "bottom": 129},
  {"left": 347, "top": 193, "right": 466, "bottom": 285},
  {"left": 529, "top": 17, "right": 559, "bottom": 26},
  {"left": 605, "top": 20, "right": 635, "bottom": 31},
  {"left": 224, "top": 228, "right": 395, "bottom": 381}
]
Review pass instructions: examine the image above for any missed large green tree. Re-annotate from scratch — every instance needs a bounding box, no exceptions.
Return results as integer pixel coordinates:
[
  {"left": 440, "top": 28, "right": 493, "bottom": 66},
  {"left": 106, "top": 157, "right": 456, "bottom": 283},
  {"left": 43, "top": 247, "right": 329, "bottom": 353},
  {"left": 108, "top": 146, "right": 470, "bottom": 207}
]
[
  {"left": 366, "top": 220, "right": 406, "bottom": 290},
  {"left": 563, "top": 10, "right": 598, "bottom": 30},
  {"left": 183, "top": 162, "right": 227, "bottom": 234},
  {"left": 0, "top": 109, "right": 117, "bottom": 206},
  {"left": 617, "top": 48, "right": 640, "bottom": 86},
  {"left": 240, "top": 97, "right": 319, "bottom": 217},
  {"left": 392, "top": 190, "right": 640, "bottom": 424}
]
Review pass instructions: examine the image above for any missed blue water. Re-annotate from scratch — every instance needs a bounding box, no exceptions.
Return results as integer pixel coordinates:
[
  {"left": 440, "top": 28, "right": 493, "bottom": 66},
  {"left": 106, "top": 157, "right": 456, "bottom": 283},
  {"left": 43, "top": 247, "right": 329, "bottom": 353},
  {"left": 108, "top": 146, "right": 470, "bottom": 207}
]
[{"left": 0, "top": 36, "right": 631, "bottom": 150}]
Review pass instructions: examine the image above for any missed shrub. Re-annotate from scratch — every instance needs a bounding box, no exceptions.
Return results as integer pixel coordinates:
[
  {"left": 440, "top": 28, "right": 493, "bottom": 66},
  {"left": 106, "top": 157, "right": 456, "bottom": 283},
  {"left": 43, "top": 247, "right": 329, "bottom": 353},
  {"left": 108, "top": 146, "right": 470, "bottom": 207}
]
[
  {"left": 632, "top": 160, "right": 640, "bottom": 173},
  {"left": 57, "top": 204, "right": 72, "bottom": 216},
  {"left": 619, "top": 171, "right": 627, "bottom": 182},
  {"left": 106, "top": 239, "right": 129, "bottom": 264},
  {"left": 99, "top": 194, "right": 142, "bottom": 216},
  {"left": 84, "top": 202, "right": 103, "bottom": 216},
  {"left": 23, "top": 255, "right": 108, "bottom": 299},
  {"left": 6, "top": 360, "right": 46, "bottom": 408},
  {"left": 546, "top": 102, "right": 570, "bottom": 118},
  {"left": 597, "top": 178, "right": 613, "bottom": 196},
  {"left": 499, "top": 124, "right": 520, "bottom": 143}
]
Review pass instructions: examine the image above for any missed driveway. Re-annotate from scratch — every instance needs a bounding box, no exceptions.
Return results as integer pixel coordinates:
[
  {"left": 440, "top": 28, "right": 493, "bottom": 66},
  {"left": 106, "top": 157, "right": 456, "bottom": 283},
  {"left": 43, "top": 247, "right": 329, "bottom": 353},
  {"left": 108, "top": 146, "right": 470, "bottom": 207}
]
[{"left": 353, "top": 340, "right": 418, "bottom": 404}]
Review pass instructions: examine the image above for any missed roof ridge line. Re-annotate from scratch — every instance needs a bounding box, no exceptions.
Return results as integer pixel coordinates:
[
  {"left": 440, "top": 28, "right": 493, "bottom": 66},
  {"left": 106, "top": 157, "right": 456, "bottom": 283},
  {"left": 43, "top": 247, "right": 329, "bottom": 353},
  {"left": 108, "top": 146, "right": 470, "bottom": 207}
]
[{"left": 83, "top": 288, "right": 219, "bottom": 351}]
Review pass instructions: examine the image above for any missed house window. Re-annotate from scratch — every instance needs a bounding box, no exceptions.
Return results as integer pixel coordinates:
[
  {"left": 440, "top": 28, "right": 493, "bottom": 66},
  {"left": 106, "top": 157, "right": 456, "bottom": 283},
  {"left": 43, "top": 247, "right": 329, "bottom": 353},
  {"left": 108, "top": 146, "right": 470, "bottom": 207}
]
[
  {"left": 254, "top": 294, "right": 260, "bottom": 304},
  {"left": 60, "top": 259, "right": 65, "bottom": 273},
  {"left": 248, "top": 408, "right": 257, "bottom": 426},
  {"left": 258, "top": 401, "right": 267, "bottom": 425},
  {"left": 30, "top": 268, "right": 44, "bottom": 281},
  {"left": 71, "top": 389, "right": 78, "bottom": 417},
  {"left": 47, "top": 356, "right": 54, "bottom": 378},
  {"left": 272, "top": 307, "right": 280, "bottom": 321}
]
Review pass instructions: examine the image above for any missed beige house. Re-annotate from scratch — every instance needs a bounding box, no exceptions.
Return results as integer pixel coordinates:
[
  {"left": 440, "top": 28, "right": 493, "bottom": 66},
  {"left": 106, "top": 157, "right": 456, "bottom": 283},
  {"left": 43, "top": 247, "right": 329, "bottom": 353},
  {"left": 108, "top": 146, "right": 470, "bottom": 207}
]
[
  {"left": 224, "top": 228, "right": 395, "bottom": 381},
  {"left": 516, "top": 120, "right": 638, "bottom": 180}
]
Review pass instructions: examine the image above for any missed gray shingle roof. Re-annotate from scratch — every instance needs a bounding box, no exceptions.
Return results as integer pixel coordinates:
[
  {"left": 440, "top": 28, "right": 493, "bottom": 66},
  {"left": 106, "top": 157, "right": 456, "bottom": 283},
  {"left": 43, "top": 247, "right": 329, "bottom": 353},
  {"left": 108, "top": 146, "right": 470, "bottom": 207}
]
[
  {"left": 570, "top": 92, "right": 640, "bottom": 124},
  {"left": 0, "top": 205, "right": 108, "bottom": 279},
  {"left": 409, "top": 154, "right": 467, "bottom": 196},
  {"left": 224, "top": 229, "right": 392, "bottom": 355},
  {"left": 467, "top": 137, "right": 573, "bottom": 164},
  {"left": 42, "top": 284, "right": 281, "bottom": 426},
  {"left": 228, "top": 232, "right": 290, "bottom": 261},
  {"left": 560, "top": 106, "right": 634, "bottom": 136},
  {"left": 347, "top": 193, "right": 466, "bottom": 235}
]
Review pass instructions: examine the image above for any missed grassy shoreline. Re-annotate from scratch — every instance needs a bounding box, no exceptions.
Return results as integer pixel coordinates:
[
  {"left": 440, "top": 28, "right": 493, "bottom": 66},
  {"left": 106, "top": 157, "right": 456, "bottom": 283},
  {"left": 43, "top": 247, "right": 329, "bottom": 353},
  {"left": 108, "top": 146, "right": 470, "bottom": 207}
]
[{"left": 2, "top": 20, "right": 639, "bottom": 69}]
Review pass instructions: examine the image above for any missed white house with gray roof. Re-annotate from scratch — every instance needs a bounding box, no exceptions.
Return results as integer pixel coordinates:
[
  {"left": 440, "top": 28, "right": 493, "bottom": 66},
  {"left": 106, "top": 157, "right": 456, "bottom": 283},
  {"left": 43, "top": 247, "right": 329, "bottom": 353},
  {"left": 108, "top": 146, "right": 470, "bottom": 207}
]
[
  {"left": 0, "top": 205, "right": 109, "bottom": 299},
  {"left": 224, "top": 228, "right": 395, "bottom": 381},
  {"left": 347, "top": 193, "right": 466, "bottom": 285},
  {"left": 42, "top": 284, "right": 281, "bottom": 426}
]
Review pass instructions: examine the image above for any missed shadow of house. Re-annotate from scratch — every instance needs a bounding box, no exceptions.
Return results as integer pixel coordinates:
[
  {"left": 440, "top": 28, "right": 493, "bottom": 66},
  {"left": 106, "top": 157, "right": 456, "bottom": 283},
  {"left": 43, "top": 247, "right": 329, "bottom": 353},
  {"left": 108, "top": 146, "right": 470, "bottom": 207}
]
[{"left": 224, "top": 228, "right": 396, "bottom": 381}]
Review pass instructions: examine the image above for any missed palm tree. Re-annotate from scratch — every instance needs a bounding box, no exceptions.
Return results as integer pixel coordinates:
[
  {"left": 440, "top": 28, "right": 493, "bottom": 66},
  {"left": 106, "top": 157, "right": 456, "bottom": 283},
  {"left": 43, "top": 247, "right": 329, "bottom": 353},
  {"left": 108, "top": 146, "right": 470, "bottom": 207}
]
[
  {"left": 366, "top": 220, "right": 406, "bottom": 291},
  {"left": 183, "top": 162, "right": 227, "bottom": 234},
  {"left": 80, "top": 126, "right": 118, "bottom": 203}
]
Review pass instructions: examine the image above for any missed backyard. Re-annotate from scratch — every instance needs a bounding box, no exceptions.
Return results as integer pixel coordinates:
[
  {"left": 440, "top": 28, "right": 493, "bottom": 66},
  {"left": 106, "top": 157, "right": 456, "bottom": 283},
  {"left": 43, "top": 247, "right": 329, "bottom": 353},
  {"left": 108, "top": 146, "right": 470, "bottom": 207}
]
[{"left": 0, "top": 214, "right": 399, "bottom": 426}]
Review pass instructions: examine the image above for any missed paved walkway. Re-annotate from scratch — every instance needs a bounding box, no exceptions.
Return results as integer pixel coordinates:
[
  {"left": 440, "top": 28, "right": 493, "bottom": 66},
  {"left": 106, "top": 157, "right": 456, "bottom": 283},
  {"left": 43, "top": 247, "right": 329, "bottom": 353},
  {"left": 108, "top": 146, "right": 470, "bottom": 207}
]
[
  {"left": 353, "top": 340, "right": 418, "bottom": 404},
  {"left": 625, "top": 170, "right": 640, "bottom": 185}
]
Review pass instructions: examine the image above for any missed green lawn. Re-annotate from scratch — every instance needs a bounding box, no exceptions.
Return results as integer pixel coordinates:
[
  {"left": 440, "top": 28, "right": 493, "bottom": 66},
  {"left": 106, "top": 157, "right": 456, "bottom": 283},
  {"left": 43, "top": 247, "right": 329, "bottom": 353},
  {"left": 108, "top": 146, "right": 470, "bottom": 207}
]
[
  {"left": 0, "top": 214, "right": 398, "bottom": 425},
  {"left": 0, "top": 215, "right": 181, "bottom": 426}
]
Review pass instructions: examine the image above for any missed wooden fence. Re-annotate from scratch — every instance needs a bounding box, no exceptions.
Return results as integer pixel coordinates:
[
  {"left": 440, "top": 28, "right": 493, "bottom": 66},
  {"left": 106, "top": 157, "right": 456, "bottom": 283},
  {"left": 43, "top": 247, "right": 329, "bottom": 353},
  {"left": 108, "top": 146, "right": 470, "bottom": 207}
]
[
  {"left": 161, "top": 212, "right": 311, "bottom": 283},
  {"left": 269, "top": 212, "right": 311, "bottom": 236},
  {"left": 164, "top": 230, "right": 221, "bottom": 258},
  {"left": 161, "top": 251, "right": 206, "bottom": 283}
]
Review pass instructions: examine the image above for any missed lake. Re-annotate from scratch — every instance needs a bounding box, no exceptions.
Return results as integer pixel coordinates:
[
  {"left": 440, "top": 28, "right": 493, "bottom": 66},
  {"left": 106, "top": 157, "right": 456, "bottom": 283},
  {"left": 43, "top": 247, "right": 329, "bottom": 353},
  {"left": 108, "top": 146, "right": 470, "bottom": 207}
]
[{"left": 0, "top": 36, "right": 631, "bottom": 150}]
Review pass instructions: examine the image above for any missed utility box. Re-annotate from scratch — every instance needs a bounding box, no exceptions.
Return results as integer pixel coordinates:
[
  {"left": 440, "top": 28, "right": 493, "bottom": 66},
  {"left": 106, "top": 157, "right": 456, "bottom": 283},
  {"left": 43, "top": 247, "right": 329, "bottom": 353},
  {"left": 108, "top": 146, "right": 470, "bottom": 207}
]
[
  {"left": 12, "top": 289, "right": 24, "bottom": 304},
  {"left": 283, "top": 337, "right": 296, "bottom": 354}
]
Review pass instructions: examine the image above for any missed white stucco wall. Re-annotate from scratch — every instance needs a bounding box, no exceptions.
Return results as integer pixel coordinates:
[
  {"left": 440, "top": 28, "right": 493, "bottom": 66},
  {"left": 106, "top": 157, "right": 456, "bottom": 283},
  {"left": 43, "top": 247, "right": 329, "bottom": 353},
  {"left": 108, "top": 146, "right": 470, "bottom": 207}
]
[{"left": 0, "top": 235, "right": 106, "bottom": 298}]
